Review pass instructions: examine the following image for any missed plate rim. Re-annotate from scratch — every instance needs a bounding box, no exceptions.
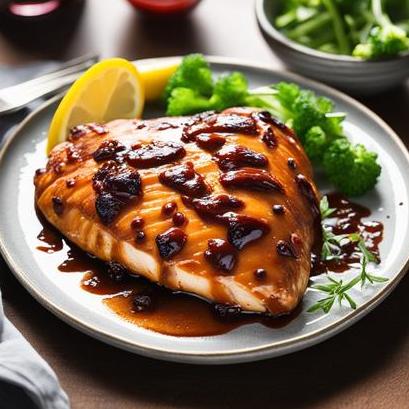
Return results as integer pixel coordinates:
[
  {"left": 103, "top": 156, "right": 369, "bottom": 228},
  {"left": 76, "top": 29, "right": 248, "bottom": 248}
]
[{"left": 0, "top": 56, "right": 408, "bottom": 364}]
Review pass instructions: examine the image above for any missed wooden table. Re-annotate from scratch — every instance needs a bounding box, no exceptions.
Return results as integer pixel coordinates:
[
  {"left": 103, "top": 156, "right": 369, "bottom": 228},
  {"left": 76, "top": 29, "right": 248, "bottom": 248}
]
[{"left": 1, "top": 0, "right": 409, "bottom": 408}]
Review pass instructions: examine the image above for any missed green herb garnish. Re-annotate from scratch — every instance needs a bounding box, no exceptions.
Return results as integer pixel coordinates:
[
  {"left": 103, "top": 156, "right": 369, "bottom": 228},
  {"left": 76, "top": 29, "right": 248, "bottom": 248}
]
[
  {"left": 307, "top": 275, "right": 360, "bottom": 313},
  {"left": 320, "top": 195, "right": 348, "bottom": 261},
  {"left": 308, "top": 205, "right": 388, "bottom": 314}
]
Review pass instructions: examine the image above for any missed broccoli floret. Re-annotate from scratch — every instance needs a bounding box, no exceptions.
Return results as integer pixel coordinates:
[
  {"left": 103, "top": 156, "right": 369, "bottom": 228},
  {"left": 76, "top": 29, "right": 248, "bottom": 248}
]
[
  {"left": 292, "top": 90, "right": 332, "bottom": 137},
  {"left": 162, "top": 55, "right": 382, "bottom": 197},
  {"left": 165, "top": 71, "right": 249, "bottom": 116},
  {"left": 164, "top": 55, "right": 251, "bottom": 115},
  {"left": 323, "top": 139, "right": 381, "bottom": 196},
  {"left": 166, "top": 88, "right": 212, "bottom": 116},
  {"left": 274, "top": 82, "right": 301, "bottom": 111},
  {"left": 304, "top": 126, "right": 328, "bottom": 162},
  {"left": 251, "top": 82, "right": 346, "bottom": 162},
  {"left": 210, "top": 72, "right": 249, "bottom": 111},
  {"left": 274, "top": 85, "right": 344, "bottom": 145},
  {"left": 164, "top": 54, "right": 213, "bottom": 101},
  {"left": 353, "top": 24, "right": 409, "bottom": 58},
  {"left": 323, "top": 112, "right": 346, "bottom": 138}
]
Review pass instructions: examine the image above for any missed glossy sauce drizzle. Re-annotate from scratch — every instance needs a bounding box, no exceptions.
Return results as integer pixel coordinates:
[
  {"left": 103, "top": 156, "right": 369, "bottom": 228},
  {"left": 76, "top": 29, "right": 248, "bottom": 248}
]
[
  {"left": 35, "top": 215, "right": 300, "bottom": 337},
  {"left": 311, "top": 193, "right": 383, "bottom": 275},
  {"left": 34, "top": 193, "right": 382, "bottom": 337}
]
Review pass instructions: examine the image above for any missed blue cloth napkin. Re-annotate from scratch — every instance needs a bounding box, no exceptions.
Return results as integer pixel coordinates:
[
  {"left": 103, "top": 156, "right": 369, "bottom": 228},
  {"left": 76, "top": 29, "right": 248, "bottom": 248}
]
[{"left": 0, "top": 63, "right": 69, "bottom": 409}]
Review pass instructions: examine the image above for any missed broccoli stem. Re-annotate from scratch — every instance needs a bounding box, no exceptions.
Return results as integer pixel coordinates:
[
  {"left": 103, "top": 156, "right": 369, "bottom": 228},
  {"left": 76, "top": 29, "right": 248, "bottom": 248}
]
[
  {"left": 275, "top": 9, "right": 297, "bottom": 29},
  {"left": 372, "top": 0, "right": 391, "bottom": 27},
  {"left": 285, "top": 12, "right": 332, "bottom": 40},
  {"left": 322, "top": 0, "right": 351, "bottom": 55}
]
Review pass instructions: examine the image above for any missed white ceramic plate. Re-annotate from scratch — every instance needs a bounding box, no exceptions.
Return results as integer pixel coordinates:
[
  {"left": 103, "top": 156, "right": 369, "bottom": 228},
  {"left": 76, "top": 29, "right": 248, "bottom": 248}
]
[{"left": 0, "top": 57, "right": 408, "bottom": 364}]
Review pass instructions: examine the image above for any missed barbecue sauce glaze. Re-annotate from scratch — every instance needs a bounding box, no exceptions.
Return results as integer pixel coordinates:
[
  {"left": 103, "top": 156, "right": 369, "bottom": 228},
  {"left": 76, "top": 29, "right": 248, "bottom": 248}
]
[
  {"left": 34, "top": 109, "right": 383, "bottom": 336},
  {"left": 36, "top": 213, "right": 300, "bottom": 336},
  {"left": 36, "top": 190, "right": 382, "bottom": 337}
]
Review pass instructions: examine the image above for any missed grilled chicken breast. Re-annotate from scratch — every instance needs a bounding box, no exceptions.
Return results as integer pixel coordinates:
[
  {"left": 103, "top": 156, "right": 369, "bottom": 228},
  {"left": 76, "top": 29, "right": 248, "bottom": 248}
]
[{"left": 34, "top": 108, "right": 321, "bottom": 315}]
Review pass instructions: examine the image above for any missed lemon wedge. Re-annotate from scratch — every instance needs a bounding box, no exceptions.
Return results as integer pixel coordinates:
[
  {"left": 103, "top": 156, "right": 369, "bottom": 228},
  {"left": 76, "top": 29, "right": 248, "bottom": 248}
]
[
  {"left": 137, "top": 60, "right": 178, "bottom": 102},
  {"left": 47, "top": 58, "right": 144, "bottom": 154}
]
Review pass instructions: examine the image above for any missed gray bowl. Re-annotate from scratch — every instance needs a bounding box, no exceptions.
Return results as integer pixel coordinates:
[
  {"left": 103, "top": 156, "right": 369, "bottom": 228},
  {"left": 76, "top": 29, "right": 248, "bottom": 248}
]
[{"left": 256, "top": 0, "right": 409, "bottom": 95}]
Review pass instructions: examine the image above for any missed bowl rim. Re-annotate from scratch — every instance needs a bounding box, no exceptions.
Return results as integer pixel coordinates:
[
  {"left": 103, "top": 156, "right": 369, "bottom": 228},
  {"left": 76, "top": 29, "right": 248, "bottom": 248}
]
[{"left": 255, "top": 0, "right": 409, "bottom": 64}]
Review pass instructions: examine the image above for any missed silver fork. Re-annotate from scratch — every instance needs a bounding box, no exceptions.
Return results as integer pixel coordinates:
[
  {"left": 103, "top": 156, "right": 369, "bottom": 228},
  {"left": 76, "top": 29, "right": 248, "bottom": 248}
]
[{"left": 0, "top": 54, "right": 99, "bottom": 115}]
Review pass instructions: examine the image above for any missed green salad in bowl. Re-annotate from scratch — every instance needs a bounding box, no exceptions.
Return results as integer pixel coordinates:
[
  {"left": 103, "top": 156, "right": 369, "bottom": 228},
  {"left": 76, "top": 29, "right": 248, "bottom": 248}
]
[
  {"left": 256, "top": 0, "right": 409, "bottom": 93},
  {"left": 275, "top": 0, "right": 409, "bottom": 59}
]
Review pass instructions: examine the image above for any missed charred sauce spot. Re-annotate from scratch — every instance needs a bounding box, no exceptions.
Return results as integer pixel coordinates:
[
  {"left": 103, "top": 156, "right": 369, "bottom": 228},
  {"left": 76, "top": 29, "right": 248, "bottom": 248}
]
[
  {"left": 95, "top": 193, "right": 125, "bottom": 225},
  {"left": 52, "top": 196, "right": 64, "bottom": 216},
  {"left": 92, "top": 161, "right": 118, "bottom": 193},
  {"left": 162, "top": 201, "right": 177, "bottom": 216},
  {"left": 182, "top": 114, "right": 258, "bottom": 142},
  {"left": 262, "top": 127, "right": 277, "bottom": 149},
  {"left": 107, "top": 261, "right": 129, "bottom": 283},
  {"left": 131, "top": 217, "right": 145, "bottom": 229},
  {"left": 287, "top": 158, "right": 297, "bottom": 169},
  {"left": 66, "top": 144, "right": 81, "bottom": 162},
  {"left": 93, "top": 161, "right": 142, "bottom": 197},
  {"left": 156, "top": 227, "right": 187, "bottom": 260},
  {"left": 53, "top": 162, "right": 65, "bottom": 174},
  {"left": 69, "top": 123, "right": 107, "bottom": 141},
  {"left": 172, "top": 212, "right": 186, "bottom": 227},
  {"left": 276, "top": 239, "right": 299, "bottom": 258},
  {"left": 158, "top": 162, "right": 210, "bottom": 198},
  {"left": 134, "top": 122, "right": 146, "bottom": 130},
  {"left": 93, "top": 162, "right": 142, "bottom": 224},
  {"left": 204, "top": 239, "right": 237, "bottom": 274},
  {"left": 255, "top": 111, "right": 295, "bottom": 138},
  {"left": 254, "top": 268, "right": 267, "bottom": 281},
  {"left": 103, "top": 170, "right": 142, "bottom": 198},
  {"left": 295, "top": 174, "right": 320, "bottom": 217},
  {"left": 133, "top": 294, "right": 152, "bottom": 312},
  {"left": 157, "top": 122, "right": 179, "bottom": 131},
  {"left": 66, "top": 178, "right": 76, "bottom": 188},
  {"left": 135, "top": 231, "right": 146, "bottom": 243},
  {"left": 181, "top": 194, "right": 244, "bottom": 220},
  {"left": 93, "top": 140, "right": 126, "bottom": 162},
  {"left": 126, "top": 141, "right": 186, "bottom": 169},
  {"left": 214, "top": 145, "right": 268, "bottom": 171},
  {"left": 272, "top": 204, "right": 285, "bottom": 215},
  {"left": 220, "top": 168, "right": 284, "bottom": 193},
  {"left": 220, "top": 213, "right": 270, "bottom": 250},
  {"left": 213, "top": 303, "right": 242, "bottom": 320},
  {"left": 196, "top": 133, "right": 226, "bottom": 151},
  {"left": 35, "top": 168, "right": 46, "bottom": 177}
]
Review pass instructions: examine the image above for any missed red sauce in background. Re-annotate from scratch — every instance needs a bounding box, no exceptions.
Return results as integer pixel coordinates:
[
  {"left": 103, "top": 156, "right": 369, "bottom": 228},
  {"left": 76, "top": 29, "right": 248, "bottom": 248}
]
[{"left": 126, "top": 0, "right": 200, "bottom": 15}]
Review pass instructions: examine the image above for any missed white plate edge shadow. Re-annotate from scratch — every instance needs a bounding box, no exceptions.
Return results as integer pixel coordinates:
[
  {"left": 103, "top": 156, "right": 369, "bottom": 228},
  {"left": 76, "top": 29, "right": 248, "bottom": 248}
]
[{"left": 0, "top": 56, "right": 408, "bottom": 364}]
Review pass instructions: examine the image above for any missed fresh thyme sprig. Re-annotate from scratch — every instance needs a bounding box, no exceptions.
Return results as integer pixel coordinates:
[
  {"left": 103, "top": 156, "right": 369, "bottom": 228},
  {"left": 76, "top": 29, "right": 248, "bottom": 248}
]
[
  {"left": 320, "top": 195, "right": 348, "bottom": 261},
  {"left": 319, "top": 195, "right": 335, "bottom": 219},
  {"left": 308, "top": 197, "right": 388, "bottom": 314},
  {"left": 349, "top": 232, "right": 387, "bottom": 287},
  {"left": 321, "top": 228, "right": 348, "bottom": 261},
  {"left": 307, "top": 275, "right": 360, "bottom": 313}
]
